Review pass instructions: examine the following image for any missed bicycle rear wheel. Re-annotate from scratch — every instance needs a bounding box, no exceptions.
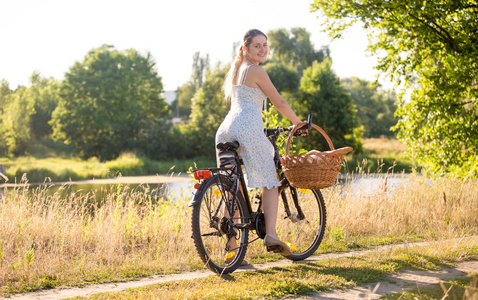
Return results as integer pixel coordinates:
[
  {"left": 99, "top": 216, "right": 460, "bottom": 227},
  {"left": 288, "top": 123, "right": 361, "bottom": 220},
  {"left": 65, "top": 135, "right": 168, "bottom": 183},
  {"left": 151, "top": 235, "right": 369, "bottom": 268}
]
[
  {"left": 191, "top": 174, "right": 249, "bottom": 274},
  {"left": 276, "top": 185, "right": 326, "bottom": 261}
]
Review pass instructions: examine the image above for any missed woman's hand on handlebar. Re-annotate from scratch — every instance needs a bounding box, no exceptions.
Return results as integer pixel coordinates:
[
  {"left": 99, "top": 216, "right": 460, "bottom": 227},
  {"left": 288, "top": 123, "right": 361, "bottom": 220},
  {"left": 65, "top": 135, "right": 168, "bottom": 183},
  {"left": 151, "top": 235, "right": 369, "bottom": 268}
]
[{"left": 289, "top": 122, "right": 309, "bottom": 136}]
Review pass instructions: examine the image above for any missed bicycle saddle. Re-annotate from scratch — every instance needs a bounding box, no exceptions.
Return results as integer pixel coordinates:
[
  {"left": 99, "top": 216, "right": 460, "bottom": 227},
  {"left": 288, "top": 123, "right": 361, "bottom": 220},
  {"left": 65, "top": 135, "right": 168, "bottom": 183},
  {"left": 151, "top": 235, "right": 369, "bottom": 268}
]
[{"left": 216, "top": 141, "right": 240, "bottom": 151}]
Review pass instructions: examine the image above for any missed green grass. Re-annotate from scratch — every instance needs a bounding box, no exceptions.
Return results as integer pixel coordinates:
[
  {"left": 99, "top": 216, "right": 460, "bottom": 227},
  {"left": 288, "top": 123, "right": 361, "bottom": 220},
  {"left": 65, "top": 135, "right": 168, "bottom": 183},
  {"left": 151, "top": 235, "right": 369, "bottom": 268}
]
[
  {"left": 344, "top": 138, "right": 417, "bottom": 173},
  {"left": 67, "top": 237, "right": 478, "bottom": 300},
  {"left": 1, "top": 151, "right": 214, "bottom": 183}
]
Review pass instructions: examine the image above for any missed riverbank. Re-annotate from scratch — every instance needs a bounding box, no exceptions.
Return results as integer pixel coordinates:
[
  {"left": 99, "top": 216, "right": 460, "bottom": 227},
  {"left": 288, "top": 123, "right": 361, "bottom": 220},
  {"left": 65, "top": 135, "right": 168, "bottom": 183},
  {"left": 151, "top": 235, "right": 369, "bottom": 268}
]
[
  {"left": 0, "top": 173, "right": 190, "bottom": 188},
  {"left": 0, "top": 152, "right": 212, "bottom": 183},
  {"left": 0, "top": 138, "right": 416, "bottom": 184}
]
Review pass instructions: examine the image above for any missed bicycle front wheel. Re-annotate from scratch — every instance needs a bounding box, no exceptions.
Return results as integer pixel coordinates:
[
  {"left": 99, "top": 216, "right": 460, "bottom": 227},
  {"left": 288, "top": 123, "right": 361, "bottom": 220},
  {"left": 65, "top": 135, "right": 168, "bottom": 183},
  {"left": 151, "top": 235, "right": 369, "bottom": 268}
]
[
  {"left": 276, "top": 185, "right": 326, "bottom": 261},
  {"left": 191, "top": 174, "right": 249, "bottom": 274}
]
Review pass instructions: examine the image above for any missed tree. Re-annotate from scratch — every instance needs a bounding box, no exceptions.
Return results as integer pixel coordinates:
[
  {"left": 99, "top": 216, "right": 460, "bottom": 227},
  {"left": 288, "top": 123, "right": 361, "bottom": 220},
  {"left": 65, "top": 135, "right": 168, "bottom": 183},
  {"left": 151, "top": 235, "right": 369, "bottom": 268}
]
[
  {"left": 342, "top": 77, "right": 398, "bottom": 138},
  {"left": 264, "top": 28, "right": 329, "bottom": 122},
  {"left": 0, "top": 80, "right": 12, "bottom": 155},
  {"left": 191, "top": 52, "right": 210, "bottom": 89},
  {"left": 50, "top": 45, "right": 169, "bottom": 160},
  {"left": 295, "top": 58, "right": 359, "bottom": 152},
  {"left": 28, "top": 72, "right": 61, "bottom": 139},
  {"left": 0, "top": 73, "right": 60, "bottom": 156},
  {"left": 174, "top": 81, "right": 196, "bottom": 118},
  {"left": 311, "top": 0, "right": 478, "bottom": 176},
  {"left": 174, "top": 52, "right": 210, "bottom": 119},
  {"left": 0, "top": 85, "right": 35, "bottom": 156},
  {"left": 183, "top": 64, "right": 230, "bottom": 159},
  {"left": 263, "top": 61, "right": 300, "bottom": 96},
  {"left": 267, "top": 28, "right": 328, "bottom": 75},
  {"left": 0, "top": 79, "right": 12, "bottom": 111},
  {"left": 263, "top": 61, "right": 301, "bottom": 111}
]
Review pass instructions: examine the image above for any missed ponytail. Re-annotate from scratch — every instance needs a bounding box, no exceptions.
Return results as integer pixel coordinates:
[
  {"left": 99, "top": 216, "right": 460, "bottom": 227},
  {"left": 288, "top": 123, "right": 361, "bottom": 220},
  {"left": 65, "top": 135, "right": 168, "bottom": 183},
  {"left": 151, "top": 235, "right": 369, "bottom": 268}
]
[
  {"left": 223, "top": 46, "right": 245, "bottom": 99},
  {"left": 223, "top": 29, "right": 267, "bottom": 100}
]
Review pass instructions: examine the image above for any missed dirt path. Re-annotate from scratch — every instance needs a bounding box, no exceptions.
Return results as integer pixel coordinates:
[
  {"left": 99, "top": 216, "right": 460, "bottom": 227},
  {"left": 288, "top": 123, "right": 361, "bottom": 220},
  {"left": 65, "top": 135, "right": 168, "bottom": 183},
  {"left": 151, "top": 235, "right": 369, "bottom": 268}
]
[
  {"left": 4, "top": 241, "right": 477, "bottom": 300},
  {"left": 295, "top": 261, "right": 478, "bottom": 299}
]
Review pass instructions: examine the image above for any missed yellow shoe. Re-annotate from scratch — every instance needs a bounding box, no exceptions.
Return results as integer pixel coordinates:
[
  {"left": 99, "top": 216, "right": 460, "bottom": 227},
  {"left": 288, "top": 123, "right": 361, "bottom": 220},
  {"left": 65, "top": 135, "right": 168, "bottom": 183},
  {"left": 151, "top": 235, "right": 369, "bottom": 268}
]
[
  {"left": 263, "top": 234, "right": 292, "bottom": 257},
  {"left": 224, "top": 253, "right": 250, "bottom": 266}
]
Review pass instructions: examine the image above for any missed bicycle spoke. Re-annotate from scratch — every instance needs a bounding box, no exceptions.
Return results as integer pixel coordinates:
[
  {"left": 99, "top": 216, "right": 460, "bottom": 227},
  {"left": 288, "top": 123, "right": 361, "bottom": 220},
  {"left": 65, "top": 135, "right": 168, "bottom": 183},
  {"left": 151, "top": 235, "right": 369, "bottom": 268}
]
[
  {"left": 276, "top": 186, "right": 326, "bottom": 260},
  {"left": 201, "top": 231, "right": 222, "bottom": 237}
]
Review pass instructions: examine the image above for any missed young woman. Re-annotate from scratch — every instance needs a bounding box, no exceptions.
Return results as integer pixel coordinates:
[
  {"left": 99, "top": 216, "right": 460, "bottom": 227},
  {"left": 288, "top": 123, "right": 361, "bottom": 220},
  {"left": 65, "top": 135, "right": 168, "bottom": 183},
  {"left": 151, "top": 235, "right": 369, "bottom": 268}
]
[{"left": 216, "top": 29, "right": 306, "bottom": 258}]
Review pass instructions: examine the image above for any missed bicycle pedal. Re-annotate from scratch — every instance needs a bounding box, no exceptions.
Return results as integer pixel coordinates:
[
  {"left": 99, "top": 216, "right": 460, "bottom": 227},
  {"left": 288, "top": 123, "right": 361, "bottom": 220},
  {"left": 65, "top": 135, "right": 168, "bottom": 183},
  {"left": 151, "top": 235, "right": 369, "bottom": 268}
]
[{"left": 266, "top": 245, "right": 283, "bottom": 253}]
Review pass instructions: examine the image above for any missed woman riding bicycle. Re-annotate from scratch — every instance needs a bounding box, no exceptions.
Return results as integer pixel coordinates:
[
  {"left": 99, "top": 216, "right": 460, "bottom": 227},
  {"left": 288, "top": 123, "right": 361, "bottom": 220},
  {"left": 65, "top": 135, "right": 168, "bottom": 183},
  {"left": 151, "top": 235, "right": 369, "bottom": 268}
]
[{"left": 216, "top": 29, "right": 307, "bottom": 260}]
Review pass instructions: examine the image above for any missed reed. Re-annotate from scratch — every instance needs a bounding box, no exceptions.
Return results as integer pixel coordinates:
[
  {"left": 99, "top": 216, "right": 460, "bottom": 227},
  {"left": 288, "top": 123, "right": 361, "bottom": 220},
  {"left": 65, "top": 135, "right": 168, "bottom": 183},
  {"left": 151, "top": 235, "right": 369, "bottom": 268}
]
[{"left": 0, "top": 174, "right": 477, "bottom": 296}]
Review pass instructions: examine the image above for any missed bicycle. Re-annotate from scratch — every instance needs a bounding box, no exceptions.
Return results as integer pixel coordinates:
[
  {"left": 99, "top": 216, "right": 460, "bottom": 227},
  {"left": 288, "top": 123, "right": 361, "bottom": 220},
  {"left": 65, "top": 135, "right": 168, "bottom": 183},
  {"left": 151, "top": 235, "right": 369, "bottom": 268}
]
[{"left": 189, "top": 116, "right": 327, "bottom": 274}]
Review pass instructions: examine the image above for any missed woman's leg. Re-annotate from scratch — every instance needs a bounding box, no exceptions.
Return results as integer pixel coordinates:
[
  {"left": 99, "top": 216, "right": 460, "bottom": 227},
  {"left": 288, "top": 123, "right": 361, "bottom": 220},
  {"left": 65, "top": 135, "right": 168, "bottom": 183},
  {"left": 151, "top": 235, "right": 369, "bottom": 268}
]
[
  {"left": 262, "top": 186, "right": 291, "bottom": 256},
  {"left": 262, "top": 186, "right": 279, "bottom": 238}
]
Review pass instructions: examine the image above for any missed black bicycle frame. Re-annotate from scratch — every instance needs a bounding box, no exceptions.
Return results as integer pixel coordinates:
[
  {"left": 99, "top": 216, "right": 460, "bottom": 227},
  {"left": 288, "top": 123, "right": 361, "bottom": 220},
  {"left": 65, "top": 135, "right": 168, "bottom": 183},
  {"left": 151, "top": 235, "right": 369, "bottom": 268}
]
[
  {"left": 193, "top": 126, "right": 308, "bottom": 233},
  {"left": 267, "top": 128, "right": 306, "bottom": 221}
]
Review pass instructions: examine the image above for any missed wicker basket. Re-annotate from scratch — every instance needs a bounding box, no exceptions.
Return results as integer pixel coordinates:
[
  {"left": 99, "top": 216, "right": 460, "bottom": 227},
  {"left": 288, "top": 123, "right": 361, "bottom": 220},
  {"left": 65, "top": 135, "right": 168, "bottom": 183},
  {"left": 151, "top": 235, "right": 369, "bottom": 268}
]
[{"left": 280, "top": 123, "right": 353, "bottom": 189}]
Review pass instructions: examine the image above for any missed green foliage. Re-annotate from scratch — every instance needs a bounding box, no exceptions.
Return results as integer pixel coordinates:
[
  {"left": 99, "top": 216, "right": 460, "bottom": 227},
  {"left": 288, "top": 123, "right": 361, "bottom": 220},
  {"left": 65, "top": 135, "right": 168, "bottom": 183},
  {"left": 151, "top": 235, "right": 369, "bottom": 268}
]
[
  {"left": 263, "top": 107, "right": 291, "bottom": 129},
  {"left": 263, "top": 61, "right": 300, "bottom": 96},
  {"left": 185, "top": 64, "right": 230, "bottom": 159},
  {"left": 25, "top": 139, "right": 74, "bottom": 159},
  {"left": 173, "top": 52, "right": 210, "bottom": 119},
  {"left": 50, "top": 45, "right": 170, "bottom": 160},
  {"left": 296, "top": 58, "right": 359, "bottom": 151},
  {"left": 311, "top": 0, "right": 478, "bottom": 177},
  {"left": 0, "top": 79, "right": 12, "bottom": 110},
  {"left": 191, "top": 52, "right": 209, "bottom": 90},
  {"left": 134, "top": 118, "right": 174, "bottom": 161},
  {"left": 0, "top": 80, "right": 14, "bottom": 155},
  {"left": 395, "top": 88, "right": 477, "bottom": 177},
  {"left": 0, "top": 74, "right": 60, "bottom": 156},
  {"left": 174, "top": 81, "right": 196, "bottom": 118},
  {"left": 262, "top": 108, "right": 292, "bottom": 156},
  {"left": 0, "top": 86, "right": 35, "bottom": 156},
  {"left": 327, "top": 225, "right": 345, "bottom": 242},
  {"left": 28, "top": 73, "right": 61, "bottom": 139},
  {"left": 342, "top": 77, "right": 398, "bottom": 138},
  {"left": 267, "top": 27, "right": 328, "bottom": 75}
]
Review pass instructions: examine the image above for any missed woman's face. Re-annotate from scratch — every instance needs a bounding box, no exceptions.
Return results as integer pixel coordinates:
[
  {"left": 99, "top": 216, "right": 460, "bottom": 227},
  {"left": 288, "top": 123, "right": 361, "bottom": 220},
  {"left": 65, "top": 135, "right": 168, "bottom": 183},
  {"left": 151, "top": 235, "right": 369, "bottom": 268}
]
[{"left": 244, "top": 35, "right": 268, "bottom": 65}]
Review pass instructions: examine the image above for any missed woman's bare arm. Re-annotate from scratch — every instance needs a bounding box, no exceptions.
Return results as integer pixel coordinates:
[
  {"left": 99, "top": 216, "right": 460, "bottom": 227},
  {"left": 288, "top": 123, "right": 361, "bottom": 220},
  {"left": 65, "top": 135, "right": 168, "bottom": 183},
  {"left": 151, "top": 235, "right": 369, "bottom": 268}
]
[{"left": 246, "top": 65, "right": 302, "bottom": 125}]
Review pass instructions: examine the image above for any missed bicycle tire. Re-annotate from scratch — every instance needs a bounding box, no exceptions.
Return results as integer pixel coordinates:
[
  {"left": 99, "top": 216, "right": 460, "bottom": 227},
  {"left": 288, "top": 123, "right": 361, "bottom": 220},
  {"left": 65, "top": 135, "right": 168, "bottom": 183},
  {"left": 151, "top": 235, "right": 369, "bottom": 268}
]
[
  {"left": 191, "top": 174, "right": 249, "bottom": 274},
  {"left": 277, "top": 185, "right": 326, "bottom": 261}
]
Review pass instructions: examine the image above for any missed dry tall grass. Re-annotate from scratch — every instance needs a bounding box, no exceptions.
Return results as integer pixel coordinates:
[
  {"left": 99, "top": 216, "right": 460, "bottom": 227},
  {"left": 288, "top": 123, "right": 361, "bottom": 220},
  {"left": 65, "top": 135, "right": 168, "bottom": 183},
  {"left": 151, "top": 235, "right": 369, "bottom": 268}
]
[
  {"left": 325, "top": 174, "right": 478, "bottom": 241},
  {"left": 0, "top": 174, "right": 477, "bottom": 295},
  {"left": 0, "top": 180, "right": 201, "bottom": 294}
]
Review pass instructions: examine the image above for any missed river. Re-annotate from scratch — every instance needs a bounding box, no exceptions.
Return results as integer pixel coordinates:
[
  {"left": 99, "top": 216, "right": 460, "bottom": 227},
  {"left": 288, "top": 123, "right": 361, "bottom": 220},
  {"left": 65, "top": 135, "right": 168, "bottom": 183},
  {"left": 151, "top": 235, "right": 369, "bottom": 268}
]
[{"left": 1, "top": 173, "right": 417, "bottom": 201}]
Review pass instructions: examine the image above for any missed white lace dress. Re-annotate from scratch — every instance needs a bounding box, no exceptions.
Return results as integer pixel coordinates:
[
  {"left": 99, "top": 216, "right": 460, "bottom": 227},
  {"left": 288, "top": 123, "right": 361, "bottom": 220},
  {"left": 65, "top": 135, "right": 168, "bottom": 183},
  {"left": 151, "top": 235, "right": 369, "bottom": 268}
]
[{"left": 216, "top": 66, "right": 281, "bottom": 189}]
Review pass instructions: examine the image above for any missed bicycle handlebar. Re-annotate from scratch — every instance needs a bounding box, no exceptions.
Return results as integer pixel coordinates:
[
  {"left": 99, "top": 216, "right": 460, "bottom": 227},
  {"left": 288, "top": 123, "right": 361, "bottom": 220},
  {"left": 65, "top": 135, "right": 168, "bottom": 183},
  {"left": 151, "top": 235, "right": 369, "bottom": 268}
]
[{"left": 264, "top": 113, "right": 313, "bottom": 138}]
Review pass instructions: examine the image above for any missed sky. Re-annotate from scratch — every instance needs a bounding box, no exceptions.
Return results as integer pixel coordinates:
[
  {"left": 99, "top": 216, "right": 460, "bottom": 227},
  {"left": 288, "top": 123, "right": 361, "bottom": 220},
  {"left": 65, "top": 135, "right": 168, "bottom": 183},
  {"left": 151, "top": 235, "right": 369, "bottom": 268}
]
[{"left": 0, "top": 0, "right": 392, "bottom": 92}]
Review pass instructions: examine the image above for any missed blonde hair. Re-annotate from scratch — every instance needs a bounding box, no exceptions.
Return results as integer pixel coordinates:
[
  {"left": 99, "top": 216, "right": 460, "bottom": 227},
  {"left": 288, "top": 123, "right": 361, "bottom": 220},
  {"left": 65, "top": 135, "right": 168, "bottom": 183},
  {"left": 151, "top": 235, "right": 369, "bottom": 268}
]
[{"left": 223, "top": 29, "right": 267, "bottom": 99}]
